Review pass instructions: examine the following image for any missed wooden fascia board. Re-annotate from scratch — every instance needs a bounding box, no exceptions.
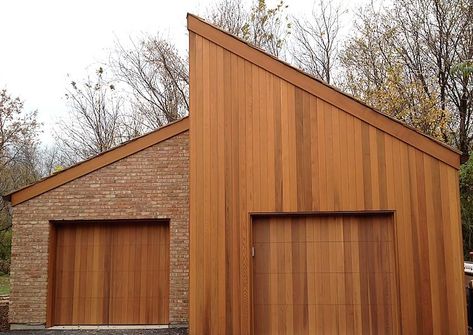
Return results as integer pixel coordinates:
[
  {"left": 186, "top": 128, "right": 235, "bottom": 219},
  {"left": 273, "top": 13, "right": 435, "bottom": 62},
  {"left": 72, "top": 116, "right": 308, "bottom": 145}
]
[
  {"left": 187, "top": 14, "right": 460, "bottom": 169},
  {"left": 6, "top": 117, "right": 189, "bottom": 206}
]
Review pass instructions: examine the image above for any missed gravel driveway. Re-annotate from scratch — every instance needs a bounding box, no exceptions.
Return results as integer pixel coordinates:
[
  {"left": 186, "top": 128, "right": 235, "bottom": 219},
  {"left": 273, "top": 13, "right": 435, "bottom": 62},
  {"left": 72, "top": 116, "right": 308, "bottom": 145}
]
[{"left": 0, "top": 328, "right": 187, "bottom": 335}]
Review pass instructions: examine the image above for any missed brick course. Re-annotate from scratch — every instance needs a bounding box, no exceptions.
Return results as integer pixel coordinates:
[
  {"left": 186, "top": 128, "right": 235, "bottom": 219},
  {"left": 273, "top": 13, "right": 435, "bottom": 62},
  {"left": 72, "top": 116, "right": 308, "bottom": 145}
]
[{"left": 9, "top": 131, "right": 189, "bottom": 326}]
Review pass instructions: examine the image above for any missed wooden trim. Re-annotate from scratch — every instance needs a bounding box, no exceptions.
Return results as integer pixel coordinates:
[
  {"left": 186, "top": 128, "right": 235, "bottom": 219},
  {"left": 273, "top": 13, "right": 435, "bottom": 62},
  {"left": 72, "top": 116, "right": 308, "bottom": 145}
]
[
  {"left": 249, "top": 213, "right": 255, "bottom": 335},
  {"left": 50, "top": 218, "right": 170, "bottom": 226},
  {"left": 250, "top": 210, "right": 395, "bottom": 217},
  {"left": 392, "top": 211, "right": 404, "bottom": 333},
  {"left": 187, "top": 14, "right": 460, "bottom": 169},
  {"left": 46, "top": 222, "right": 57, "bottom": 328},
  {"left": 6, "top": 117, "right": 189, "bottom": 206}
]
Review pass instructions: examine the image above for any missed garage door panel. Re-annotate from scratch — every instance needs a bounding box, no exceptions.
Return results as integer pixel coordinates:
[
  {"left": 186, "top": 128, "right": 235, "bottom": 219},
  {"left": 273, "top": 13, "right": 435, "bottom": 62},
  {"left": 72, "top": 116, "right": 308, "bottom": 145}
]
[
  {"left": 253, "top": 214, "right": 399, "bottom": 335},
  {"left": 289, "top": 218, "right": 306, "bottom": 242},
  {"left": 253, "top": 305, "right": 269, "bottom": 335},
  {"left": 342, "top": 242, "right": 359, "bottom": 272},
  {"left": 337, "top": 304, "right": 358, "bottom": 335},
  {"left": 291, "top": 242, "right": 307, "bottom": 273},
  {"left": 293, "top": 274, "right": 309, "bottom": 305},
  {"left": 293, "top": 304, "right": 309, "bottom": 333},
  {"left": 92, "top": 297, "right": 104, "bottom": 324},
  {"left": 253, "top": 274, "right": 269, "bottom": 305},
  {"left": 253, "top": 243, "right": 270, "bottom": 273},
  {"left": 329, "top": 242, "right": 345, "bottom": 272},
  {"left": 52, "top": 220, "right": 169, "bottom": 325}
]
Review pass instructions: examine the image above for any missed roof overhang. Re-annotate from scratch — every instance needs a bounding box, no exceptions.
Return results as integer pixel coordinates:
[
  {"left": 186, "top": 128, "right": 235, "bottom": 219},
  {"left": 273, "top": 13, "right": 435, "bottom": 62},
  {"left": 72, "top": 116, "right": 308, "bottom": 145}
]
[
  {"left": 4, "top": 117, "right": 189, "bottom": 206},
  {"left": 187, "top": 14, "right": 461, "bottom": 170}
]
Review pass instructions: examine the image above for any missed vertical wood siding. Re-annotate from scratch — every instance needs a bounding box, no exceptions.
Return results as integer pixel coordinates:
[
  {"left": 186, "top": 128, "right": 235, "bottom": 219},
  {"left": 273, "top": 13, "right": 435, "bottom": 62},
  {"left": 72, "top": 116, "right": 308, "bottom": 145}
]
[
  {"left": 189, "top": 31, "right": 466, "bottom": 334},
  {"left": 253, "top": 214, "right": 399, "bottom": 335},
  {"left": 52, "top": 221, "right": 169, "bottom": 325}
]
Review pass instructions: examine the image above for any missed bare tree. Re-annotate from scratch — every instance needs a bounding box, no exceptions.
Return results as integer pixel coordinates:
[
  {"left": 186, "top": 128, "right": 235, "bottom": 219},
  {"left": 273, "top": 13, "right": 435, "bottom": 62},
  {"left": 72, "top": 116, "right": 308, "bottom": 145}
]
[
  {"left": 0, "top": 88, "right": 41, "bottom": 203},
  {"left": 0, "top": 141, "right": 62, "bottom": 273},
  {"left": 206, "top": 0, "right": 248, "bottom": 36},
  {"left": 110, "top": 36, "right": 188, "bottom": 131},
  {"left": 56, "top": 67, "right": 125, "bottom": 165},
  {"left": 292, "top": 0, "right": 345, "bottom": 84},
  {"left": 386, "top": 0, "right": 473, "bottom": 157},
  {"left": 107, "top": 0, "right": 289, "bottom": 136},
  {"left": 0, "top": 89, "right": 41, "bottom": 272},
  {"left": 244, "top": 0, "right": 291, "bottom": 57},
  {"left": 0, "top": 89, "right": 39, "bottom": 171},
  {"left": 36, "top": 145, "right": 64, "bottom": 176},
  {"left": 206, "top": 0, "right": 291, "bottom": 57}
]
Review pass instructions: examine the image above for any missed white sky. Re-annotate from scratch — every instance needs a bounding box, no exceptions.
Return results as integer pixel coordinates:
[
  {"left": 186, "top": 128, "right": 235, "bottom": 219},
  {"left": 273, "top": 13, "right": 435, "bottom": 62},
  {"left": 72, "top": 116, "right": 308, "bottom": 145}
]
[{"left": 0, "top": 0, "right": 367, "bottom": 144}]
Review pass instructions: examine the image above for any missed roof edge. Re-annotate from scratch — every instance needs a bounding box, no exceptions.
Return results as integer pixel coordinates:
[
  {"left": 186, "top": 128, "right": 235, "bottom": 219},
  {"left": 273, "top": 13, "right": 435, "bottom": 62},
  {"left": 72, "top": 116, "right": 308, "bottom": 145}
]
[
  {"left": 187, "top": 13, "right": 461, "bottom": 169},
  {"left": 4, "top": 117, "right": 189, "bottom": 206}
]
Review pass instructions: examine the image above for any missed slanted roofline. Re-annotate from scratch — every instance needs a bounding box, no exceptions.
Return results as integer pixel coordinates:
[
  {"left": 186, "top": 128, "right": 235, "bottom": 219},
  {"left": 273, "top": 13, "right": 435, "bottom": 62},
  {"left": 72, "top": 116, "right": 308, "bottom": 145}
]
[
  {"left": 4, "top": 117, "right": 189, "bottom": 206},
  {"left": 187, "top": 13, "right": 460, "bottom": 169}
]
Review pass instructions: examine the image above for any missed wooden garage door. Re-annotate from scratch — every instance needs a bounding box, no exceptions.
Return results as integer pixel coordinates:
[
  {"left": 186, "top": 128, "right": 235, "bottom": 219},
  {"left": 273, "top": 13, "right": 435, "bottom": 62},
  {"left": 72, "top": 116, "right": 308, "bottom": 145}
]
[
  {"left": 51, "top": 220, "right": 169, "bottom": 325},
  {"left": 252, "top": 214, "right": 400, "bottom": 335}
]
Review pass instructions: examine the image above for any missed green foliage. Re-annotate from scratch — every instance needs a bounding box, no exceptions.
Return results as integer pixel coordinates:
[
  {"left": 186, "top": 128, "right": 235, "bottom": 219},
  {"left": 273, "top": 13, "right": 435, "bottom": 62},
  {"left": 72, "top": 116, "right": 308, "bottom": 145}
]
[
  {"left": 451, "top": 59, "right": 473, "bottom": 77},
  {"left": 0, "top": 275, "right": 10, "bottom": 295},
  {"left": 53, "top": 165, "right": 64, "bottom": 173},
  {"left": 461, "top": 155, "right": 473, "bottom": 257},
  {"left": 242, "top": 0, "right": 290, "bottom": 56},
  {"left": 341, "top": 0, "right": 473, "bottom": 156},
  {"left": 0, "top": 231, "right": 11, "bottom": 275},
  {"left": 206, "top": 0, "right": 290, "bottom": 57}
]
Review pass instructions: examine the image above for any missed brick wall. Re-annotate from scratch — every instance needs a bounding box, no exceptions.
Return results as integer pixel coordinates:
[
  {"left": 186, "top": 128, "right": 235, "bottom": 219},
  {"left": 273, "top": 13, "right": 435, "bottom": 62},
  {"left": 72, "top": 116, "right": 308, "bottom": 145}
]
[{"left": 9, "top": 131, "right": 189, "bottom": 326}]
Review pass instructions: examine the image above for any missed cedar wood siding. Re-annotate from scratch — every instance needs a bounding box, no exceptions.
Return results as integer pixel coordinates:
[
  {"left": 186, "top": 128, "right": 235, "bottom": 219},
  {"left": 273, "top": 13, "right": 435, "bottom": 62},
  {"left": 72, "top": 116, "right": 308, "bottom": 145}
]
[
  {"left": 252, "top": 213, "right": 400, "bottom": 334},
  {"left": 188, "top": 14, "right": 466, "bottom": 335}
]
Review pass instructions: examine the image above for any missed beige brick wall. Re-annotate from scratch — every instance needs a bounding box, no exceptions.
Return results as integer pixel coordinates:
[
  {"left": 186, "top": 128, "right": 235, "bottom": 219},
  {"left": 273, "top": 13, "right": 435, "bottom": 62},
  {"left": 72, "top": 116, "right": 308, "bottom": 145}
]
[{"left": 9, "top": 131, "right": 189, "bottom": 326}]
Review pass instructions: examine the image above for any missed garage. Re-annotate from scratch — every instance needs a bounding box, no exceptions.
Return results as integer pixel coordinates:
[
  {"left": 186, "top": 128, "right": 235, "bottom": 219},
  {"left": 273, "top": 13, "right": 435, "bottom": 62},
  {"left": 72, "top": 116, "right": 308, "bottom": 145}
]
[
  {"left": 189, "top": 15, "right": 465, "bottom": 334},
  {"left": 252, "top": 214, "right": 400, "bottom": 334},
  {"left": 49, "top": 219, "right": 170, "bottom": 326},
  {"left": 5, "top": 119, "right": 189, "bottom": 329},
  {"left": 4, "top": 14, "right": 467, "bottom": 333}
]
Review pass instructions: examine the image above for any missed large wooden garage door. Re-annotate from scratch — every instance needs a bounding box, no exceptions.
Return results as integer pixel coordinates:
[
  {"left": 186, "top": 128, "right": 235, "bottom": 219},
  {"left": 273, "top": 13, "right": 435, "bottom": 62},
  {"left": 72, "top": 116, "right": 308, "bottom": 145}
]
[
  {"left": 252, "top": 214, "right": 400, "bottom": 335},
  {"left": 51, "top": 220, "right": 169, "bottom": 325}
]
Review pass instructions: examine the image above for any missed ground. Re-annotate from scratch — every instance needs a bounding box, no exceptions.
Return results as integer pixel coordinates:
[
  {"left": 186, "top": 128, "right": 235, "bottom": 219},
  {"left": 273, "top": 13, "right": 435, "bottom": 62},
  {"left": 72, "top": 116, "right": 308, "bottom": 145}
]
[
  {"left": 0, "top": 328, "right": 187, "bottom": 335},
  {"left": 0, "top": 275, "right": 9, "bottom": 296}
]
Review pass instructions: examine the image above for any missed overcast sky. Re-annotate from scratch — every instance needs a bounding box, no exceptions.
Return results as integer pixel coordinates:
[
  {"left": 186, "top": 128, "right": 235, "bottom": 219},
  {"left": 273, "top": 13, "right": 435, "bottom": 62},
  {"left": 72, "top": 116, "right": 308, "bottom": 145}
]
[{"left": 0, "top": 0, "right": 367, "bottom": 144}]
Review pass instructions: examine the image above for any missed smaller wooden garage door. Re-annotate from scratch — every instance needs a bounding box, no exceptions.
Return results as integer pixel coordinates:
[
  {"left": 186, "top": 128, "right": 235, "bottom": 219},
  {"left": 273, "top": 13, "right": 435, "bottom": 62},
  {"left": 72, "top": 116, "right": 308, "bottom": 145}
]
[
  {"left": 51, "top": 220, "right": 169, "bottom": 325},
  {"left": 252, "top": 214, "right": 400, "bottom": 335}
]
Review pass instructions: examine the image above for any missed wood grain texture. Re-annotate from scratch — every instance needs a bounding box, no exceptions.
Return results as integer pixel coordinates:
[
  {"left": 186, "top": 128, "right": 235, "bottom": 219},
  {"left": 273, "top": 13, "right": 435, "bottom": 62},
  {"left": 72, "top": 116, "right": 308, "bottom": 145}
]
[
  {"left": 252, "top": 214, "right": 399, "bottom": 335},
  {"left": 46, "top": 223, "right": 58, "bottom": 327},
  {"left": 187, "top": 14, "right": 460, "bottom": 169},
  {"left": 7, "top": 117, "right": 189, "bottom": 206},
  {"left": 50, "top": 220, "right": 169, "bottom": 325},
  {"left": 188, "top": 18, "right": 466, "bottom": 335}
]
